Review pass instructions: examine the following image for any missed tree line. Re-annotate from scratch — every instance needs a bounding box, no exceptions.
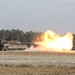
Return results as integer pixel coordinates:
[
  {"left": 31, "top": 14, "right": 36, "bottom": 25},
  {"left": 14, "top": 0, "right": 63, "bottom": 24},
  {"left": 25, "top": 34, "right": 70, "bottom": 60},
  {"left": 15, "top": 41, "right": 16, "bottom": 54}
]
[{"left": 0, "top": 29, "right": 42, "bottom": 43}]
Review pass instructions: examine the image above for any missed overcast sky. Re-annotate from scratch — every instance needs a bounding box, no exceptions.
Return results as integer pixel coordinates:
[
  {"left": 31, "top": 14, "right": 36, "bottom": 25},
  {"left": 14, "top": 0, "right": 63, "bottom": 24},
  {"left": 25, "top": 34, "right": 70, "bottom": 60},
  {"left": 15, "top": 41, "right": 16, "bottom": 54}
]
[{"left": 0, "top": 0, "right": 75, "bottom": 34}]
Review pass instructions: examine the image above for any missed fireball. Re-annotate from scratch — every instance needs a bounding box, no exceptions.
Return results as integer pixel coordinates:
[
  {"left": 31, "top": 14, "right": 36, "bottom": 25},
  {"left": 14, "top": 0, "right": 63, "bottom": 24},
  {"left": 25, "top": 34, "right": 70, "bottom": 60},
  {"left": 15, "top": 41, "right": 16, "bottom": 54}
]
[{"left": 34, "top": 30, "right": 73, "bottom": 51}]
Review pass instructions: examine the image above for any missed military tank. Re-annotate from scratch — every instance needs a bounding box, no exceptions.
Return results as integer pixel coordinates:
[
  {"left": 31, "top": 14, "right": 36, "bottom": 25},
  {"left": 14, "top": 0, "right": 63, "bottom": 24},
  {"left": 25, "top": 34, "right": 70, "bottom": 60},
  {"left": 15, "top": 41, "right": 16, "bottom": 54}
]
[{"left": 0, "top": 39, "right": 28, "bottom": 51}]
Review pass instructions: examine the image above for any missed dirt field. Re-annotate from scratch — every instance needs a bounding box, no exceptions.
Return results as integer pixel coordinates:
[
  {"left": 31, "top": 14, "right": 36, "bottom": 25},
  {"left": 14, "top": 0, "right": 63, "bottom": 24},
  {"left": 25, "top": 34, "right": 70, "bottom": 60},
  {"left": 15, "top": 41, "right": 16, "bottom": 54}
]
[
  {"left": 0, "top": 51, "right": 75, "bottom": 75},
  {"left": 0, "top": 51, "right": 75, "bottom": 66},
  {"left": 0, "top": 66, "right": 75, "bottom": 75}
]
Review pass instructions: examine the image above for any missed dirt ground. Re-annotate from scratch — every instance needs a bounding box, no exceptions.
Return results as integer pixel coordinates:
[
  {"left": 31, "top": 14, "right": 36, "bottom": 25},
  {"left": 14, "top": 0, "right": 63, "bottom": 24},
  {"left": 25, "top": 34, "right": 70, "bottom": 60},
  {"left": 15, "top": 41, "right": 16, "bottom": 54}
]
[
  {"left": 0, "top": 51, "right": 75, "bottom": 75},
  {"left": 0, "top": 66, "right": 75, "bottom": 75}
]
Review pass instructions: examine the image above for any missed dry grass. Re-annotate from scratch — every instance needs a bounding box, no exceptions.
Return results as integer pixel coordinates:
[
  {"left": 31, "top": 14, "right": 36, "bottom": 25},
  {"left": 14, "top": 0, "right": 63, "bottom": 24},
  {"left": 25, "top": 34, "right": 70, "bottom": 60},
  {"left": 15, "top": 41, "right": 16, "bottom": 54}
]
[
  {"left": 0, "top": 66, "right": 75, "bottom": 75},
  {"left": 0, "top": 51, "right": 75, "bottom": 75}
]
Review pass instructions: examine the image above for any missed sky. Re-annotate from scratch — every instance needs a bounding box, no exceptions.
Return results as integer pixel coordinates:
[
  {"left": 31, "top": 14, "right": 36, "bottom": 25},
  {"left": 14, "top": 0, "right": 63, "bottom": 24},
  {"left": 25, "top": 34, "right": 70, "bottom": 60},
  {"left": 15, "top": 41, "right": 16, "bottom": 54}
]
[{"left": 0, "top": 0, "right": 75, "bottom": 34}]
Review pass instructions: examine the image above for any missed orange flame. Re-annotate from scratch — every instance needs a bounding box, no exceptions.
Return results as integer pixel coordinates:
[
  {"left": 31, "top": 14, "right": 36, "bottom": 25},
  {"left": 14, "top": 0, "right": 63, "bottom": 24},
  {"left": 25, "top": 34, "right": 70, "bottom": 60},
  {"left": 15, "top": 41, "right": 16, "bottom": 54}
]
[{"left": 35, "top": 30, "right": 73, "bottom": 51}]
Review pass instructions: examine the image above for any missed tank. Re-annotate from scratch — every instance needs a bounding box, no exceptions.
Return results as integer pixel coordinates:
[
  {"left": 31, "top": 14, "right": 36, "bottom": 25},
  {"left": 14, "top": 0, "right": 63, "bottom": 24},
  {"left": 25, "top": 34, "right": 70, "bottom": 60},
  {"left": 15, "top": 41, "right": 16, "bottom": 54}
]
[{"left": 0, "top": 39, "right": 28, "bottom": 51}]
